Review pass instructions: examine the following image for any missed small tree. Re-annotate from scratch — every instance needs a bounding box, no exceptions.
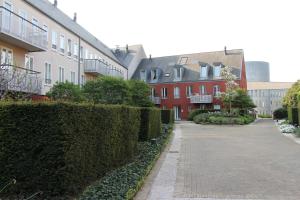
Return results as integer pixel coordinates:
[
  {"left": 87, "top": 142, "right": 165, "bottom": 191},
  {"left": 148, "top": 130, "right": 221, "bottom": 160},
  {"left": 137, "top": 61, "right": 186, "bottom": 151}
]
[
  {"left": 231, "top": 89, "right": 256, "bottom": 110},
  {"left": 220, "top": 66, "right": 239, "bottom": 113},
  {"left": 128, "top": 79, "right": 154, "bottom": 107},
  {"left": 83, "top": 76, "right": 130, "bottom": 104},
  {"left": 46, "top": 81, "right": 83, "bottom": 102},
  {"left": 283, "top": 80, "right": 300, "bottom": 107}
]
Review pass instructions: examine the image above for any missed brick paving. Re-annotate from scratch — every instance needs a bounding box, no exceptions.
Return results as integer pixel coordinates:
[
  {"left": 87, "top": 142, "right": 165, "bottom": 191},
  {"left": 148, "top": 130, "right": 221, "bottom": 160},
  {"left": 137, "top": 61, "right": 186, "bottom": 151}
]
[{"left": 138, "top": 119, "right": 300, "bottom": 200}]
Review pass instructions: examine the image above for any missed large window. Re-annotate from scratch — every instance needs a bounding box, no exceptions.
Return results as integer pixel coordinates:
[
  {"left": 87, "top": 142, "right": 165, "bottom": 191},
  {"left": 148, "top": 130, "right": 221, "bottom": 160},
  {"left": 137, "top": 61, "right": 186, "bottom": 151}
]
[
  {"left": 140, "top": 70, "right": 146, "bottom": 82},
  {"left": 151, "top": 69, "right": 158, "bottom": 81},
  {"left": 59, "top": 35, "right": 65, "bottom": 53},
  {"left": 25, "top": 55, "right": 33, "bottom": 71},
  {"left": 43, "top": 24, "right": 48, "bottom": 42},
  {"left": 200, "top": 65, "right": 208, "bottom": 79},
  {"left": 150, "top": 87, "right": 156, "bottom": 97},
  {"left": 59, "top": 67, "right": 64, "bottom": 82},
  {"left": 45, "top": 62, "right": 51, "bottom": 84},
  {"left": 174, "top": 87, "right": 180, "bottom": 99},
  {"left": 80, "top": 46, "right": 83, "bottom": 61},
  {"left": 32, "top": 18, "right": 39, "bottom": 34},
  {"left": 213, "top": 85, "right": 221, "bottom": 97},
  {"left": 200, "top": 85, "right": 206, "bottom": 95},
  {"left": 174, "top": 67, "right": 183, "bottom": 81},
  {"left": 71, "top": 71, "right": 76, "bottom": 84},
  {"left": 73, "top": 43, "right": 78, "bottom": 59},
  {"left": 161, "top": 88, "right": 168, "bottom": 99},
  {"left": 67, "top": 39, "right": 72, "bottom": 56},
  {"left": 1, "top": 48, "right": 13, "bottom": 65},
  {"left": 19, "top": 10, "right": 27, "bottom": 37},
  {"left": 186, "top": 85, "right": 193, "bottom": 97},
  {"left": 51, "top": 31, "right": 57, "bottom": 49}
]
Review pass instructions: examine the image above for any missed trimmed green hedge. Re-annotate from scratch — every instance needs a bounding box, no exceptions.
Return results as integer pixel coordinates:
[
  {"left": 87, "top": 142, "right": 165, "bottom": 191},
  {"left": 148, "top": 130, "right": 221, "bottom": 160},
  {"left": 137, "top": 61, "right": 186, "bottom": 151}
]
[
  {"left": 273, "top": 107, "right": 288, "bottom": 119},
  {"left": 188, "top": 109, "right": 215, "bottom": 121},
  {"left": 288, "top": 107, "right": 299, "bottom": 126},
  {"left": 139, "top": 108, "right": 161, "bottom": 141},
  {"left": 161, "top": 109, "right": 174, "bottom": 124},
  {"left": 0, "top": 102, "right": 140, "bottom": 198},
  {"left": 299, "top": 103, "right": 300, "bottom": 126}
]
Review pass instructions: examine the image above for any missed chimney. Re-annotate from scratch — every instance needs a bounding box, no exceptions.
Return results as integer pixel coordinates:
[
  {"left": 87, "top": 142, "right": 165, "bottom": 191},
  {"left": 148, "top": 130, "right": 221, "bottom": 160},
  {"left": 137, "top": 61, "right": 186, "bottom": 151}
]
[
  {"left": 53, "top": 0, "right": 57, "bottom": 7},
  {"left": 149, "top": 54, "right": 152, "bottom": 61},
  {"left": 224, "top": 46, "right": 228, "bottom": 55},
  {"left": 126, "top": 44, "right": 129, "bottom": 53},
  {"left": 73, "top": 12, "right": 77, "bottom": 22}
]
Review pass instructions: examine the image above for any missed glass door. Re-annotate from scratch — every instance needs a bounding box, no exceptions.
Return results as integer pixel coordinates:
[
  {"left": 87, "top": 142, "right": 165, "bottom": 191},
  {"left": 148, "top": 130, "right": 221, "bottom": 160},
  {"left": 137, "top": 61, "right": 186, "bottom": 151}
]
[
  {"left": 173, "top": 106, "right": 181, "bottom": 121},
  {"left": 3, "top": 1, "right": 12, "bottom": 32}
]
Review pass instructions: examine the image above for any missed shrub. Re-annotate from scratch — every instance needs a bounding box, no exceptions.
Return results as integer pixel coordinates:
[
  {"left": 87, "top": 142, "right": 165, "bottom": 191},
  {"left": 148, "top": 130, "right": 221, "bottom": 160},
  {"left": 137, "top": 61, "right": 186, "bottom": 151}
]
[
  {"left": 288, "top": 107, "right": 299, "bottom": 126},
  {"left": 139, "top": 108, "right": 161, "bottom": 141},
  {"left": 161, "top": 109, "right": 174, "bottom": 124},
  {"left": 258, "top": 114, "right": 273, "bottom": 118},
  {"left": 193, "top": 112, "right": 254, "bottom": 125},
  {"left": 128, "top": 80, "right": 154, "bottom": 107},
  {"left": 0, "top": 102, "right": 140, "bottom": 198},
  {"left": 273, "top": 107, "right": 288, "bottom": 119},
  {"left": 188, "top": 109, "right": 214, "bottom": 121},
  {"left": 46, "top": 81, "right": 84, "bottom": 102}
]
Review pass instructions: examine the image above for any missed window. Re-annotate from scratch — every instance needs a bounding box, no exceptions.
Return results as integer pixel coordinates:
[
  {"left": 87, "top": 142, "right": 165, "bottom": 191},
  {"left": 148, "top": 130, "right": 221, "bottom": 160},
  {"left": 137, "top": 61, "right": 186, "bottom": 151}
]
[
  {"left": 80, "top": 46, "right": 83, "bottom": 61},
  {"left": 0, "top": 48, "right": 13, "bottom": 65},
  {"left": 174, "top": 87, "right": 180, "bottom": 99},
  {"left": 51, "top": 31, "right": 57, "bottom": 49},
  {"left": 32, "top": 18, "right": 38, "bottom": 34},
  {"left": 43, "top": 24, "right": 48, "bottom": 42},
  {"left": 73, "top": 43, "right": 78, "bottom": 59},
  {"left": 214, "top": 65, "right": 221, "bottom": 78},
  {"left": 174, "top": 67, "right": 184, "bottom": 81},
  {"left": 59, "top": 35, "right": 65, "bottom": 53},
  {"left": 214, "top": 105, "right": 221, "bottom": 110},
  {"left": 3, "top": 2, "right": 12, "bottom": 31},
  {"left": 85, "top": 49, "right": 89, "bottom": 59},
  {"left": 45, "top": 62, "right": 51, "bottom": 84},
  {"left": 81, "top": 75, "right": 85, "bottom": 86},
  {"left": 161, "top": 88, "right": 168, "bottom": 99},
  {"left": 151, "top": 69, "right": 159, "bottom": 81},
  {"left": 71, "top": 71, "right": 76, "bottom": 84},
  {"left": 59, "top": 67, "right": 64, "bottom": 82},
  {"left": 186, "top": 85, "right": 193, "bottom": 97},
  {"left": 150, "top": 87, "right": 156, "bottom": 97},
  {"left": 213, "top": 85, "right": 221, "bottom": 97},
  {"left": 162, "top": 105, "right": 167, "bottom": 110},
  {"left": 67, "top": 39, "right": 72, "bottom": 56},
  {"left": 140, "top": 70, "right": 146, "bottom": 82},
  {"left": 200, "top": 65, "right": 208, "bottom": 79},
  {"left": 25, "top": 55, "right": 33, "bottom": 71},
  {"left": 19, "top": 10, "right": 27, "bottom": 37},
  {"left": 200, "top": 85, "right": 206, "bottom": 95}
]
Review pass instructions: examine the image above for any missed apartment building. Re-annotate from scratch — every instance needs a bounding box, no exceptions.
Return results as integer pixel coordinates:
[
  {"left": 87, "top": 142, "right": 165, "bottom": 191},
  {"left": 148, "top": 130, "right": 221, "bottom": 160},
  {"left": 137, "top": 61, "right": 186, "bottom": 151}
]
[
  {"left": 0, "top": 0, "right": 127, "bottom": 96},
  {"left": 248, "top": 82, "right": 293, "bottom": 115},
  {"left": 132, "top": 49, "right": 247, "bottom": 120}
]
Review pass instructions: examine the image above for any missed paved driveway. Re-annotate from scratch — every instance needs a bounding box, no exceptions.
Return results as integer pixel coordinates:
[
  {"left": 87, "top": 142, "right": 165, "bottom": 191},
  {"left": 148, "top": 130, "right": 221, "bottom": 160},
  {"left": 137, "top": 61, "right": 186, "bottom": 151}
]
[{"left": 142, "top": 119, "right": 300, "bottom": 200}]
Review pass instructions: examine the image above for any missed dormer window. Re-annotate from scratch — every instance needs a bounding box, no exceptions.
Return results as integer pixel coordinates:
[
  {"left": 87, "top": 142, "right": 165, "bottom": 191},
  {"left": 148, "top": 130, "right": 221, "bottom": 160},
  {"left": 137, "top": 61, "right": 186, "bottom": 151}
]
[
  {"left": 200, "top": 65, "right": 208, "bottom": 79},
  {"left": 214, "top": 65, "right": 221, "bottom": 79},
  {"left": 140, "top": 70, "right": 146, "bottom": 82},
  {"left": 151, "top": 69, "right": 158, "bottom": 81},
  {"left": 174, "top": 67, "right": 184, "bottom": 81}
]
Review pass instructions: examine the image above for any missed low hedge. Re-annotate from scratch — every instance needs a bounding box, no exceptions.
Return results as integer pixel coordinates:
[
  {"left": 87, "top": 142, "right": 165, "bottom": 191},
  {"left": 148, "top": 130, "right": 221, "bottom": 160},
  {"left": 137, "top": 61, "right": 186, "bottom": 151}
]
[
  {"left": 288, "top": 107, "right": 299, "bottom": 126},
  {"left": 273, "top": 107, "right": 288, "bottom": 119},
  {"left": 161, "top": 109, "right": 174, "bottom": 124},
  {"left": 0, "top": 102, "right": 140, "bottom": 199},
  {"left": 139, "top": 108, "right": 161, "bottom": 141},
  {"left": 188, "top": 109, "right": 215, "bottom": 121},
  {"left": 193, "top": 112, "right": 255, "bottom": 125},
  {"left": 299, "top": 103, "right": 300, "bottom": 126},
  {"left": 79, "top": 124, "right": 173, "bottom": 200}
]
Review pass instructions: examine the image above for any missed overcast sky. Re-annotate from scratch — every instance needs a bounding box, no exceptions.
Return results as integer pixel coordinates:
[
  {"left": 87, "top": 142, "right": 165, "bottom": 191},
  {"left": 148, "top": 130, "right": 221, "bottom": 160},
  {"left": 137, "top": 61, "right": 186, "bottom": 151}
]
[{"left": 54, "top": 0, "right": 299, "bottom": 82}]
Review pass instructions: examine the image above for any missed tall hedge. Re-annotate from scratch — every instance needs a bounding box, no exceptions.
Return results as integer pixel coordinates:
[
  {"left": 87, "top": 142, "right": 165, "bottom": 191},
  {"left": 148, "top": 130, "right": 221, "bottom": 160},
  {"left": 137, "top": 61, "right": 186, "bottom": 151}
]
[
  {"left": 288, "top": 107, "right": 299, "bottom": 126},
  {"left": 139, "top": 108, "right": 161, "bottom": 141},
  {"left": 161, "top": 109, "right": 174, "bottom": 124},
  {"left": 299, "top": 102, "right": 300, "bottom": 126},
  {"left": 0, "top": 102, "right": 140, "bottom": 198}
]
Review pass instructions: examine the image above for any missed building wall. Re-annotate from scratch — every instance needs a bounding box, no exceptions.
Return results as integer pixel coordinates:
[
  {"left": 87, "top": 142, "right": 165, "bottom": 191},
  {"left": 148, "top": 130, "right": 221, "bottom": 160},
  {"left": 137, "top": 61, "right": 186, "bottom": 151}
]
[
  {"left": 1, "top": 0, "right": 127, "bottom": 95},
  {"left": 151, "top": 79, "right": 245, "bottom": 120},
  {"left": 246, "top": 61, "right": 270, "bottom": 82},
  {"left": 248, "top": 89, "right": 288, "bottom": 115},
  {"left": 128, "top": 46, "right": 146, "bottom": 79}
]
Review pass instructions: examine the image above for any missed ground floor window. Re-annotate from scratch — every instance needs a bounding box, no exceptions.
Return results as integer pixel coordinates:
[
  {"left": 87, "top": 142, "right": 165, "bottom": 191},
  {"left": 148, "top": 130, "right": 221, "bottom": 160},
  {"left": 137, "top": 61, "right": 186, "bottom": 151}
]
[{"left": 214, "top": 105, "right": 221, "bottom": 110}]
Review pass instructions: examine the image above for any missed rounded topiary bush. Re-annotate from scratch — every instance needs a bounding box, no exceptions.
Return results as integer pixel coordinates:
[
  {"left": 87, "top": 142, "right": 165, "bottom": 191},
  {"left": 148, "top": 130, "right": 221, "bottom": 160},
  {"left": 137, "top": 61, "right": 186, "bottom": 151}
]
[{"left": 273, "top": 107, "right": 288, "bottom": 119}]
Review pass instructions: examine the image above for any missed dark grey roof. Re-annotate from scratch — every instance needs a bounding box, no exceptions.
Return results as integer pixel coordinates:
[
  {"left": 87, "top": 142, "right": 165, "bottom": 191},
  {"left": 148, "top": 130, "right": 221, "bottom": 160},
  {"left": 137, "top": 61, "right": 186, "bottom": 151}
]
[
  {"left": 132, "top": 49, "right": 244, "bottom": 83},
  {"left": 24, "top": 0, "right": 125, "bottom": 68},
  {"left": 113, "top": 48, "right": 136, "bottom": 68}
]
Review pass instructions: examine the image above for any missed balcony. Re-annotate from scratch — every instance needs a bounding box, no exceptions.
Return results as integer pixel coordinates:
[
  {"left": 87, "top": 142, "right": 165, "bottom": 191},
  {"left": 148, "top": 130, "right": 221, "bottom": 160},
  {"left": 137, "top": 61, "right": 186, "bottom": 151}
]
[
  {"left": 84, "top": 59, "right": 124, "bottom": 78},
  {"left": 150, "top": 96, "right": 161, "bottom": 105},
  {"left": 0, "top": 64, "right": 42, "bottom": 95},
  {"left": 0, "top": 6, "right": 47, "bottom": 52},
  {"left": 190, "top": 95, "right": 213, "bottom": 104}
]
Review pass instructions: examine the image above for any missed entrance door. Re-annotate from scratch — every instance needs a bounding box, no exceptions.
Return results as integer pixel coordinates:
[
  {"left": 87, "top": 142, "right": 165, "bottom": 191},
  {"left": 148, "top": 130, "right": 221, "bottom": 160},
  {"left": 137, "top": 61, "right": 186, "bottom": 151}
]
[
  {"left": 174, "top": 106, "right": 181, "bottom": 121},
  {"left": 1, "top": 48, "right": 13, "bottom": 65}
]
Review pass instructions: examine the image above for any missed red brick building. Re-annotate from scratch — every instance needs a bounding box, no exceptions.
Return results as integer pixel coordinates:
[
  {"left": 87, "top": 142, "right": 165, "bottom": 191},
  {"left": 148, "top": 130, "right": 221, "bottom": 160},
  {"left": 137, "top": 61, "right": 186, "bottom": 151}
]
[{"left": 132, "top": 49, "right": 247, "bottom": 120}]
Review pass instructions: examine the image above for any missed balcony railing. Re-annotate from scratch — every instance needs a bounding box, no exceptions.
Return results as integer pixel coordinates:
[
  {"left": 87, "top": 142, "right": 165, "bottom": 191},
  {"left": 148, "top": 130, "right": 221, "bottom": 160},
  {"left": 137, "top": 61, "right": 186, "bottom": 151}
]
[
  {"left": 84, "top": 59, "right": 124, "bottom": 78},
  {"left": 150, "top": 96, "right": 161, "bottom": 104},
  {"left": 190, "top": 94, "right": 213, "bottom": 104},
  {"left": 0, "top": 64, "right": 42, "bottom": 95},
  {"left": 0, "top": 6, "right": 47, "bottom": 51}
]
